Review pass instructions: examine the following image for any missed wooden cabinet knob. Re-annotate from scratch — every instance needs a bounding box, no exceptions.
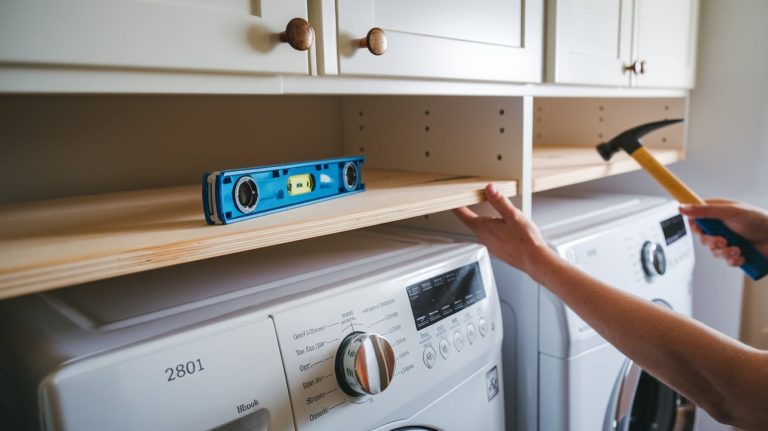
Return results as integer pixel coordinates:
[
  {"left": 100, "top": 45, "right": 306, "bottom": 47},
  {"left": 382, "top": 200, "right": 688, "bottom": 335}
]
[
  {"left": 279, "top": 17, "right": 315, "bottom": 51},
  {"left": 358, "top": 28, "right": 387, "bottom": 56}
]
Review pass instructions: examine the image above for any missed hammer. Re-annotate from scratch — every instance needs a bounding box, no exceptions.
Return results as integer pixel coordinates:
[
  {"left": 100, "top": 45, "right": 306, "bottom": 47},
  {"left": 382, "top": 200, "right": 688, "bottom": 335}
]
[{"left": 597, "top": 119, "right": 767, "bottom": 280}]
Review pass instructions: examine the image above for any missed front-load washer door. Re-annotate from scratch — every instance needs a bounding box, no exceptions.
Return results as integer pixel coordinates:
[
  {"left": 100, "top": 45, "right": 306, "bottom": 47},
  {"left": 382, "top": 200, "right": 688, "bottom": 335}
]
[{"left": 604, "top": 357, "right": 696, "bottom": 431}]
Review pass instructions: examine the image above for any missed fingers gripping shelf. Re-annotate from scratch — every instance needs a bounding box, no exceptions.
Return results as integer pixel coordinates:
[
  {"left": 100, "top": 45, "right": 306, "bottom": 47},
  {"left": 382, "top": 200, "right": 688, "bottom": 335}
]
[{"left": 0, "top": 169, "right": 516, "bottom": 299}]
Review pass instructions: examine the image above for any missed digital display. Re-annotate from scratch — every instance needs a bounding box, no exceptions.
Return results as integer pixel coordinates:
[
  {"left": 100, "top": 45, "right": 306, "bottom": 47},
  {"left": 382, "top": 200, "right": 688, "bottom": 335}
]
[
  {"left": 661, "top": 214, "right": 687, "bottom": 245},
  {"left": 406, "top": 262, "right": 486, "bottom": 331}
]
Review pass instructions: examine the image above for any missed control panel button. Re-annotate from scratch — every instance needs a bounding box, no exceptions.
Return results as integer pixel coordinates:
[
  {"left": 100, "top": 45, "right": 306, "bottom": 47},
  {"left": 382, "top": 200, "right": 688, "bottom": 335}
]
[
  {"left": 479, "top": 318, "right": 489, "bottom": 337},
  {"left": 336, "top": 332, "right": 396, "bottom": 397},
  {"left": 454, "top": 331, "right": 465, "bottom": 352},
  {"left": 423, "top": 345, "right": 437, "bottom": 369},
  {"left": 439, "top": 337, "right": 451, "bottom": 359},
  {"left": 466, "top": 324, "right": 477, "bottom": 345}
]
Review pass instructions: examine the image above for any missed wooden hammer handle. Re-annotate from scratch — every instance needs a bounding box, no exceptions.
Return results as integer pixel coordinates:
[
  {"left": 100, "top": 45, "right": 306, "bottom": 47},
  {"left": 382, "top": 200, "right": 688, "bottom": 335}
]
[{"left": 630, "top": 147, "right": 704, "bottom": 205}]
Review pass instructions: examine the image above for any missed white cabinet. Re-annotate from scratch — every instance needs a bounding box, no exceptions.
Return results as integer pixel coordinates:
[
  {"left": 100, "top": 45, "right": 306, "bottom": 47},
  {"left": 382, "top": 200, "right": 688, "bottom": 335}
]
[
  {"left": 0, "top": 0, "right": 312, "bottom": 75},
  {"left": 0, "top": 0, "right": 700, "bottom": 91},
  {"left": 631, "top": 0, "right": 699, "bottom": 88},
  {"left": 546, "top": 0, "right": 698, "bottom": 88},
  {"left": 545, "top": 0, "right": 633, "bottom": 87},
  {"left": 333, "top": 0, "right": 543, "bottom": 83}
]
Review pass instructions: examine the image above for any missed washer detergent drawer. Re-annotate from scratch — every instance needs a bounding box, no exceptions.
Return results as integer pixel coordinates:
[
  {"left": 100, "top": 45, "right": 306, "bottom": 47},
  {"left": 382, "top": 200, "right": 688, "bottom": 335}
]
[{"left": 40, "top": 318, "right": 294, "bottom": 431}]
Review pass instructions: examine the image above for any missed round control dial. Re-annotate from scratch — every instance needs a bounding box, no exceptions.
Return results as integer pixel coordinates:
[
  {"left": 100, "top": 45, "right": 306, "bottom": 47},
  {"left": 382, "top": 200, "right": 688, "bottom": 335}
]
[
  {"left": 641, "top": 241, "right": 667, "bottom": 277},
  {"left": 335, "top": 332, "right": 396, "bottom": 397}
]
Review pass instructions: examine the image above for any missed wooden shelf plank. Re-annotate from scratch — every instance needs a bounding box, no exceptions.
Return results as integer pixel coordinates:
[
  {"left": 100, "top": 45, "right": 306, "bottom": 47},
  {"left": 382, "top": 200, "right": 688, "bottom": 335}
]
[
  {"left": 0, "top": 169, "right": 517, "bottom": 299},
  {"left": 532, "top": 146, "right": 683, "bottom": 193}
]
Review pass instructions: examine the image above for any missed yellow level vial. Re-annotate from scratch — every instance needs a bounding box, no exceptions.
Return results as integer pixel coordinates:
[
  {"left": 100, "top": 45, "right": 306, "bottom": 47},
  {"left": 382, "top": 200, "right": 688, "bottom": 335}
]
[{"left": 287, "top": 174, "right": 314, "bottom": 196}]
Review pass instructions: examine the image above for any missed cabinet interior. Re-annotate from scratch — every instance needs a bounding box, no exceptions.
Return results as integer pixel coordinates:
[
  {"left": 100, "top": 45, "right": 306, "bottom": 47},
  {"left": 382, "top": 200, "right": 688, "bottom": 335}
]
[
  {"left": 0, "top": 94, "right": 520, "bottom": 298},
  {"left": 0, "top": 94, "right": 688, "bottom": 298},
  {"left": 532, "top": 97, "right": 687, "bottom": 192},
  {"left": 0, "top": 95, "right": 344, "bottom": 205},
  {"left": 341, "top": 96, "right": 525, "bottom": 179}
]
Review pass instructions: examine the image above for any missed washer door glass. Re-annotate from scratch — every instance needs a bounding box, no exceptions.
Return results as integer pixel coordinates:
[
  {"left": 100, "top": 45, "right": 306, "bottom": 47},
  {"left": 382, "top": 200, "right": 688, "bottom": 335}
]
[{"left": 604, "top": 358, "right": 696, "bottom": 431}]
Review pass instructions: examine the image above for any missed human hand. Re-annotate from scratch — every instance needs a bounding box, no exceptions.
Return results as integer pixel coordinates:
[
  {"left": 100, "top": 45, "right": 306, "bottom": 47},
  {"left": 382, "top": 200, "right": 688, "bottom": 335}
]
[
  {"left": 453, "top": 183, "right": 556, "bottom": 277},
  {"left": 679, "top": 199, "right": 768, "bottom": 267}
]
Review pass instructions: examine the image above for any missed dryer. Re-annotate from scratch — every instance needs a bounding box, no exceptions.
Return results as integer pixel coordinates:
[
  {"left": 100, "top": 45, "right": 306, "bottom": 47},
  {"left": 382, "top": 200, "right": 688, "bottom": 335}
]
[
  {"left": 496, "top": 193, "right": 697, "bottom": 431},
  {"left": 0, "top": 228, "right": 505, "bottom": 431}
]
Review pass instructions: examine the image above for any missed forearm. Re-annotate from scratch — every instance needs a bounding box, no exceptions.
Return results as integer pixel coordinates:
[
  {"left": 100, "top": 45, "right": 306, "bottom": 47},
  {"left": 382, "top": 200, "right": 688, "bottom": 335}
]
[{"left": 528, "top": 250, "right": 768, "bottom": 429}]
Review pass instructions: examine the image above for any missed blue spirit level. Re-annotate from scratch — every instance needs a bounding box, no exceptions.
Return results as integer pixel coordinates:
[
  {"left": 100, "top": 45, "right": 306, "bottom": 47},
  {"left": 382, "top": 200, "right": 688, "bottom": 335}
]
[{"left": 203, "top": 156, "right": 365, "bottom": 225}]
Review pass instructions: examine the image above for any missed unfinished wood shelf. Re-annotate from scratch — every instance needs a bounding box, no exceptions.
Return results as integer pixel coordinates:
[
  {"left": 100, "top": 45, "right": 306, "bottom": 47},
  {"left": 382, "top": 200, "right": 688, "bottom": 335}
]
[
  {"left": 532, "top": 145, "right": 684, "bottom": 192},
  {"left": 0, "top": 168, "right": 517, "bottom": 300}
]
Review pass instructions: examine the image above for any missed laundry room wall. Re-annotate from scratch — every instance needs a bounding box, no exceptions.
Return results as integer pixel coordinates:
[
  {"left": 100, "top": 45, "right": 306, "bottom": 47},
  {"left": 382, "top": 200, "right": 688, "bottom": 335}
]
[{"left": 569, "top": 1, "right": 768, "bottom": 430}]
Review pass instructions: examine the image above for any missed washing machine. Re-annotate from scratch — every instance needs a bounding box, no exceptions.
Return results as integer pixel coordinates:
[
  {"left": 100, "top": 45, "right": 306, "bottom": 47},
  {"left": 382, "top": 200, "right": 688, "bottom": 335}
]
[
  {"left": 495, "top": 192, "right": 697, "bottom": 431},
  {"left": 0, "top": 228, "right": 504, "bottom": 431}
]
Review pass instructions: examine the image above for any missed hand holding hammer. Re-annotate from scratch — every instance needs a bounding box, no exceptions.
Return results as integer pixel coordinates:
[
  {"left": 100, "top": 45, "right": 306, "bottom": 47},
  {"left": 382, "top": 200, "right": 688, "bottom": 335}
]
[{"left": 597, "top": 119, "right": 768, "bottom": 280}]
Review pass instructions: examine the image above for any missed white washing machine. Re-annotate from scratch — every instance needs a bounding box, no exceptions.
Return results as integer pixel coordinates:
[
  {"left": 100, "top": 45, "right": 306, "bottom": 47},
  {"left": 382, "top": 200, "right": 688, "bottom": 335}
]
[
  {"left": 0, "top": 228, "right": 504, "bottom": 431},
  {"left": 496, "top": 193, "right": 697, "bottom": 431}
]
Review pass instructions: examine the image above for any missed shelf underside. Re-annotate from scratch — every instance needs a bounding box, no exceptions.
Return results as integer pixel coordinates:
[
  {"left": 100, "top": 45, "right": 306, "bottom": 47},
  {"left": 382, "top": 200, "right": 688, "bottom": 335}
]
[
  {"left": 0, "top": 169, "right": 517, "bottom": 299},
  {"left": 532, "top": 146, "right": 683, "bottom": 192},
  {"left": 0, "top": 66, "right": 690, "bottom": 98}
]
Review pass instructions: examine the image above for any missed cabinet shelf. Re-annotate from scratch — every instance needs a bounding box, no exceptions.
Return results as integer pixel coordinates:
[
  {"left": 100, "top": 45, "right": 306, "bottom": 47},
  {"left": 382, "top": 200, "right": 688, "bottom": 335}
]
[
  {"left": 0, "top": 66, "right": 690, "bottom": 97},
  {"left": 0, "top": 169, "right": 516, "bottom": 300},
  {"left": 532, "top": 146, "right": 683, "bottom": 192}
]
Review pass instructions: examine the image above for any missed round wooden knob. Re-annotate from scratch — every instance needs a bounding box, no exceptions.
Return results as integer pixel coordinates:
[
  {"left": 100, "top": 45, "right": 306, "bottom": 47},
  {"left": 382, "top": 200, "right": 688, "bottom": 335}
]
[
  {"left": 279, "top": 17, "right": 314, "bottom": 51},
  {"left": 358, "top": 28, "right": 387, "bottom": 56}
]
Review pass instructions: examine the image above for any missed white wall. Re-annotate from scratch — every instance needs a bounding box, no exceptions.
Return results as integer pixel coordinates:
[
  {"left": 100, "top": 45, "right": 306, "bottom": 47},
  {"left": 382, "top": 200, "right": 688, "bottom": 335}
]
[
  {"left": 677, "top": 1, "right": 768, "bottom": 207},
  {"left": 569, "top": 1, "right": 768, "bottom": 429}
]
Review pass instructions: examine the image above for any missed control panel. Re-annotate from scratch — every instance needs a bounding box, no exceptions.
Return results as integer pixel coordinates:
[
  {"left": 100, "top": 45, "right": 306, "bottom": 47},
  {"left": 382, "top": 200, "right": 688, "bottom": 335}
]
[
  {"left": 272, "top": 257, "right": 501, "bottom": 431},
  {"left": 562, "top": 208, "right": 693, "bottom": 288}
]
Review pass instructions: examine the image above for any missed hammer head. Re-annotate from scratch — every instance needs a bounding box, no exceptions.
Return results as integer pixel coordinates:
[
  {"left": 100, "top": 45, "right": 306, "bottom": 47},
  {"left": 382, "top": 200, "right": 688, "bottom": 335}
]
[{"left": 597, "top": 118, "right": 684, "bottom": 161}]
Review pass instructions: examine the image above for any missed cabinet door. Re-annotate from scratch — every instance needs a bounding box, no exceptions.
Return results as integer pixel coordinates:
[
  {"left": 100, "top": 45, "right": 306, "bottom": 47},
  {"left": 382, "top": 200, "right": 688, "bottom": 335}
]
[
  {"left": 0, "top": 0, "right": 311, "bottom": 75},
  {"left": 632, "top": 0, "right": 698, "bottom": 88},
  {"left": 546, "top": 0, "right": 633, "bottom": 86},
  {"left": 336, "top": 0, "right": 543, "bottom": 83}
]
